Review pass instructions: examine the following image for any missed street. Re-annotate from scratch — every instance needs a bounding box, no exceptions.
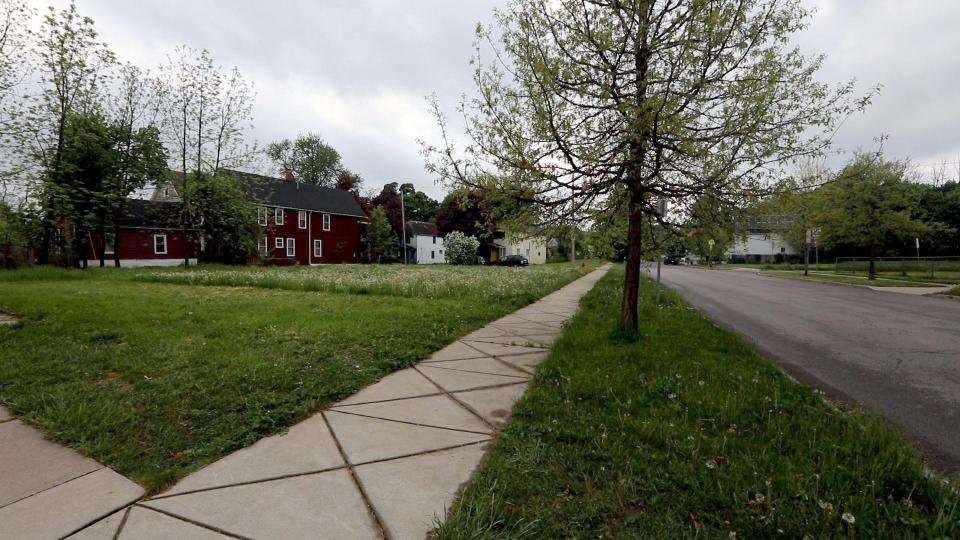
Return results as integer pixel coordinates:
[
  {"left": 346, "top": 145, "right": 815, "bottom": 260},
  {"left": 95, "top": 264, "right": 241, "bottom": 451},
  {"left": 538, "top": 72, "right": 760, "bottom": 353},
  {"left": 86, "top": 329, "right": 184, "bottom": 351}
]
[{"left": 657, "top": 266, "right": 960, "bottom": 474}]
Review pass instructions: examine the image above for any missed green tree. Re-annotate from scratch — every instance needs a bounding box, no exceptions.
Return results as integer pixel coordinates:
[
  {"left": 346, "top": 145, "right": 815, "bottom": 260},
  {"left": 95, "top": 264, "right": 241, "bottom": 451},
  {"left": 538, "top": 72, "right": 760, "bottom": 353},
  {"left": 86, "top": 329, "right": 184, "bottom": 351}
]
[
  {"left": 423, "top": 0, "right": 871, "bottom": 333},
  {"left": 266, "top": 133, "right": 342, "bottom": 187},
  {"left": 0, "top": 201, "right": 27, "bottom": 268},
  {"left": 25, "top": 0, "right": 115, "bottom": 264},
  {"left": 187, "top": 172, "right": 259, "bottom": 264},
  {"left": 814, "top": 153, "right": 927, "bottom": 279},
  {"left": 685, "top": 195, "right": 735, "bottom": 265},
  {"left": 366, "top": 205, "right": 397, "bottom": 263}
]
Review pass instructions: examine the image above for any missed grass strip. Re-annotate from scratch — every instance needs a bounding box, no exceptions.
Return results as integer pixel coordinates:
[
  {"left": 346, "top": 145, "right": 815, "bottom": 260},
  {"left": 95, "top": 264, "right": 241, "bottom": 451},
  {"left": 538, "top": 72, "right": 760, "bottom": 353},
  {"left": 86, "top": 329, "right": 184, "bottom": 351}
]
[
  {"left": 0, "top": 263, "right": 593, "bottom": 491},
  {"left": 436, "top": 266, "right": 959, "bottom": 539},
  {"left": 761, "top": 270, "right": 945, "bottom": 287}
]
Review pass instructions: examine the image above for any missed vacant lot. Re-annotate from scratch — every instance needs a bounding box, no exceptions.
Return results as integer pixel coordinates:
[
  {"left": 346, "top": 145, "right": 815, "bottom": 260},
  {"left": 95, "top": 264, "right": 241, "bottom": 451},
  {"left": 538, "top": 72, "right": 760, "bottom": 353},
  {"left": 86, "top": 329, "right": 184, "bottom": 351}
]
[
  {"left": 0, "top": 262, "right": 595, "bottom": 491},
  {"left": 438, "top": 267, "right": 959, "bottom": 539}
]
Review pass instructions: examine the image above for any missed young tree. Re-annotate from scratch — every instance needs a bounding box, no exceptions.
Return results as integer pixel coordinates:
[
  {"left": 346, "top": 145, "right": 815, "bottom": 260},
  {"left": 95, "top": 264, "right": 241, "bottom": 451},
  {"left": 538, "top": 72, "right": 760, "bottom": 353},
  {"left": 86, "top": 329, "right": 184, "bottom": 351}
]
[
  {"left": 814, "top": 153, "right": 927, "bottom": 280},
  {"left": 423, "top": 0, "right": 872, "bottom": 333},
  {"left": 105, "top": 63, "right": 168, "bottom": 266},
  {"left": 366, "top": 205, "right": 397, "bottom": 263},
  {"left": 266, "top": 133, "right": 342, "bottom": 186},
  {"left": 685, "top": 194, "right": 735, "bottom": 265},
  {"left": 24, "top": 1, "right": 115, "bottom": 264},
  {"left": 188, "top": 172, "right": 259, "bottom": 264},
  {"left": 211, "top": 66, "right": 256, "bottom": 173},
  {"left": 0, "top": 0, "right": 33, "bottom": 144}
]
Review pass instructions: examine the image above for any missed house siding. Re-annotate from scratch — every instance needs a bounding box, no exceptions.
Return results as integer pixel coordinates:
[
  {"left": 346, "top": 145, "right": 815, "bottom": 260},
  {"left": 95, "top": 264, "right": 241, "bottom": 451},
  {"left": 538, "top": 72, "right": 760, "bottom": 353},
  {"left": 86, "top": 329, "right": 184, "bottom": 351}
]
[
  {"left": 259, "top": 207, "right": 363, "bottom": 265},
  {"left": 86, "top": 228, "right": 198, "bottom": 267}
]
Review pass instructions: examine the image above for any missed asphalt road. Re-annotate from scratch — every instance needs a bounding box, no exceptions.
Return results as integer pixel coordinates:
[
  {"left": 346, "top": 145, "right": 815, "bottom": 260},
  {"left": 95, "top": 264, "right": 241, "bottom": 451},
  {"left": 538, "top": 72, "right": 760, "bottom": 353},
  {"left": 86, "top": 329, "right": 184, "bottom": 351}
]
[{"left": 656, "top": 266, "right": 960, "bottom": 474}]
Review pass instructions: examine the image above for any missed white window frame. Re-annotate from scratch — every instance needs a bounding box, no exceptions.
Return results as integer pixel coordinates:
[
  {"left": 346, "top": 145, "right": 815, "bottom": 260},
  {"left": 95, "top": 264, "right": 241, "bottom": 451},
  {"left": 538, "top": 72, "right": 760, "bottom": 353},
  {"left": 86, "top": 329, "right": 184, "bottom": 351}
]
[
  {"left": 275, "top": 207, "right": 284, "bottom": 225},
  {"left": 257, "top": 207, "right": 267, "bottom": 226},
  {"left": 275, "top": 237, "right": 284, "bottom": 249},
  {"left": 286, "top": 238, "right": 295, "bottom": 257},
  {"left": 258, "top": 237, "right": 267, "bottom": 255},
  {"left": 314, "top": 239, "right": 322, "bottom": 258},
  {"left": 298, "top": 210, "right": 307, "bottom": 229},
  {"left": 153, "top": 234, "right": 167, "bottom": 255},
  {"left": 322, "top": 213, "right": 331, "bottom": 231}
]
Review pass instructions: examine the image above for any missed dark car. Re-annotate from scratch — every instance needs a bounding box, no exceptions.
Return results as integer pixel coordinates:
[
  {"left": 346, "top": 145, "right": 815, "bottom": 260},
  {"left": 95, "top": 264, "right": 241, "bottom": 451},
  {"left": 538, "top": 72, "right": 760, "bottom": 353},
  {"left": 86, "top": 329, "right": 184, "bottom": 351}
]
[
  {"left": 664, "top": 255, "right": 681, "bottom": 265},
  {"left": 498, "top": 255, "right": 529, "bottom": 267}
]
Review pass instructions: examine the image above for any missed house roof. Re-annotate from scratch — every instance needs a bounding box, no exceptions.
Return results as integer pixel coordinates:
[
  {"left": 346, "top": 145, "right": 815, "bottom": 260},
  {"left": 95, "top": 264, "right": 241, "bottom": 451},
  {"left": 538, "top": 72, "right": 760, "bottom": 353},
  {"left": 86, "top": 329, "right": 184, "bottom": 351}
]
[
  {"left": 119, "top": 199, "right": 185, "bottom": 229},
  {"left": 224, "top": 170, "right": 367, "bottom": 218},
  {"left": 405, "top": 220, "right": 439, "bottom": 237}
]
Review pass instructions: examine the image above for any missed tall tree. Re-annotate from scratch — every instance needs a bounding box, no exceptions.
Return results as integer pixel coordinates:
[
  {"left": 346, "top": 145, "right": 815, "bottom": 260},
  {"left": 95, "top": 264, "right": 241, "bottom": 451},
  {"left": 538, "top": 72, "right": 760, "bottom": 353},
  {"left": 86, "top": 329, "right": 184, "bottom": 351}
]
[
  {"left": 423, "top": 0, "right": 872, "bottom": 333},
  {"left": 265, "top": 133, "right": 343, "bottom": 186},
  {"left": 814, "top": 153, "right": 927, "bottom": 280},
  {"left": 211, "top": 66, "right": 256, "bottom": 173},
  {"left": 188, "top": 172, "right": 259, "bottom": 264},
  {"left": 106, "top": 63, "right": 167, "bottom": 266},
  {"left": 26, "top": 0, "right": 114, "bottom": 264},
  {"left": 0, "top": 0, "right": 33, "bottom": 203}
]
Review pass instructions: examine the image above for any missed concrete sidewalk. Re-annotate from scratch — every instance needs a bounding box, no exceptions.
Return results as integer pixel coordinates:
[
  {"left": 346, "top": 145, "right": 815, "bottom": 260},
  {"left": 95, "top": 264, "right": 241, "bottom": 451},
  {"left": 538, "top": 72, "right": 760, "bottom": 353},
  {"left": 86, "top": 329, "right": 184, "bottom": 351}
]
[
  {"left": 64, "top": 264, "right": 610, "bottom": 539},
  {"left": 0, "top": 408, "right": 143, "bottom": 539}
]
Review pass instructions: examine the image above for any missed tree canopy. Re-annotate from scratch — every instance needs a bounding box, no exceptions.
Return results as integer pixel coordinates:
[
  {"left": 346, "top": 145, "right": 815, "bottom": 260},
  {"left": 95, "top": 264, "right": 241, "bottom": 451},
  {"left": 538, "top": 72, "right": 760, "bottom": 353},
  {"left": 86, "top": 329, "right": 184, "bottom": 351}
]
[
  {"left": 266, "top": 133, "right": 344, "bottom": 187},
  {"left": 423, "top": 0, "right": 871, "bottom": 332}
]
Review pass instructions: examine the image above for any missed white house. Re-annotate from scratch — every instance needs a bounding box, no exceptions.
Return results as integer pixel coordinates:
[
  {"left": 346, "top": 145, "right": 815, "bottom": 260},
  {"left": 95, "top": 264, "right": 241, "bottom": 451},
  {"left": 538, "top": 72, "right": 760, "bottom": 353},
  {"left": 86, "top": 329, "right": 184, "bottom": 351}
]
[
  {"left": 726, "top": 232, "right": 797, "bottom": 262},
  {"left": 404, "top": 221, "right": 445, "bottom": 264},
  {"left": 494, "top": 234, "right": 548, "bottom": 264}
]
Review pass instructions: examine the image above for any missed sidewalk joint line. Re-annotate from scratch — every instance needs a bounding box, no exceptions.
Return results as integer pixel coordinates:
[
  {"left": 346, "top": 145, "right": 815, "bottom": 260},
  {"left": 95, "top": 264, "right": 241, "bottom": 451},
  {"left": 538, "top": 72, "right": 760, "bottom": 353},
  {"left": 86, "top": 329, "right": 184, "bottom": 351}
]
[
  {"left": 334, "top": 390, "right": 446, "bottom": 407},
  {"left": 110, "top": 505, "right": 133, "bottom": 540},
  {"left": 418, "top": 363, "right": 531, "bottom": 380},
  {"left": 321, "top": 410, "right": 390, "bottom": 540},
  {"left": 413, "top": 366, "right": 500, "bottom": 433},
  {"left": 0, "top": 466, "right": 103, "bottom": 511},
  {"left": 146, "top": 464, "right": 349, "bottom": 501},
  {"left": 135, "top": 503, "right": 247, "bottom": 539},
  {"left": 325, "top": 408, "right": 492, "bottom": 436}
]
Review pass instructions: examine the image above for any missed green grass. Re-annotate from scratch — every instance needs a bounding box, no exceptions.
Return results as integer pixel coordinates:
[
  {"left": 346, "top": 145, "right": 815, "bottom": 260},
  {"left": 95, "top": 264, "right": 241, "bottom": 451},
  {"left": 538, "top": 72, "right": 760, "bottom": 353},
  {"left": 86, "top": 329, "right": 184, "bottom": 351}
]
[
  {"left": 435, "top": 266, "right": 960, "bottom": 539},
  {"left": 0, "top": 262, "right": 595, "bottom": 492},
  {"left": 762, "top": 271, "right": 945, "bottom": 287},
  {"left": 947, "top": 286, "right": 960, "bottom": 297}
]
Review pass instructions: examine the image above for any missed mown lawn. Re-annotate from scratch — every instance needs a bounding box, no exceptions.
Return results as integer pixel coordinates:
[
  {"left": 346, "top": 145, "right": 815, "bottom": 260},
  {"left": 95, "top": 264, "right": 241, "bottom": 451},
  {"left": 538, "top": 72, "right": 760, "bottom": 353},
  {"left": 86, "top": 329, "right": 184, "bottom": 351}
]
[
  {"left": 436, "top": 266, "right": 959, "bottom": 539},
  {"left": 0, "top": 262, "right": 595, "bottom": 492}
]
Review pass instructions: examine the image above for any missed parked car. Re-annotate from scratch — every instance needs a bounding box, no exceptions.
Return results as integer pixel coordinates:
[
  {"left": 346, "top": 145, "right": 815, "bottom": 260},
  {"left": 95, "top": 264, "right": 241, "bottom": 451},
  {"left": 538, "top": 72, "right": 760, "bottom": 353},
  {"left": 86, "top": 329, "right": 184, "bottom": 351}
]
[
  {"left": 497, "top": 255, "right": 529, "bottom": 267},
  {"left": 664, "top": 255, "right": 681, "bottom": 265}
]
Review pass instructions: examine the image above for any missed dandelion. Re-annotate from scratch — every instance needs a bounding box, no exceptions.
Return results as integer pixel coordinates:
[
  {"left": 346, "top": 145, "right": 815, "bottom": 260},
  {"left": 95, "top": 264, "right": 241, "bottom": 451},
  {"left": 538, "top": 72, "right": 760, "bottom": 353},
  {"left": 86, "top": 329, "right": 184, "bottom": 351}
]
[
  {"left": 698, "top": 380, "right": 705, "bottom": 386},
  {"left": 818, "top": 500, "right": 834, "bottom": 513},
  {"left": 668, "top": 393, "right": 677, "bottom": 400},
  {"left": 841, "top": 512, "right": 855, "bottom": 525},
  {"left": 705, "top": 459, "right": 717, "bottom": 469}
]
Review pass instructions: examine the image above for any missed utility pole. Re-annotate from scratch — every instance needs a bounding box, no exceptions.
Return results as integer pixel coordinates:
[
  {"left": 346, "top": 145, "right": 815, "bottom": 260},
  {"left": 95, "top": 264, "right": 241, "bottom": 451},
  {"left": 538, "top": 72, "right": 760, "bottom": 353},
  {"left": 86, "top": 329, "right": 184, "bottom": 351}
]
[
  {"left": 399, "top": 189, "right": 407, "bottom": 264},
  {"left": 804, "top": 229, "right": 812, "bottom": 276}
]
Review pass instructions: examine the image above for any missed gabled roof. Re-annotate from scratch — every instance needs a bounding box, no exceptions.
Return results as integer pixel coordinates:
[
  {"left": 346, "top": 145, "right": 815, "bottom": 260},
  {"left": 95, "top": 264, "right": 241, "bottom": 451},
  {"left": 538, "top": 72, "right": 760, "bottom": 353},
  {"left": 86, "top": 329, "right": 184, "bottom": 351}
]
[
  {"left": 119, "top": 199, "right": 185, "bottom": 229},
  {"left": 223, "top": 170, "right": 366, "bottom": 218},
  {"left": 405, "top": 220, "right": 439, "bottom": 237}
]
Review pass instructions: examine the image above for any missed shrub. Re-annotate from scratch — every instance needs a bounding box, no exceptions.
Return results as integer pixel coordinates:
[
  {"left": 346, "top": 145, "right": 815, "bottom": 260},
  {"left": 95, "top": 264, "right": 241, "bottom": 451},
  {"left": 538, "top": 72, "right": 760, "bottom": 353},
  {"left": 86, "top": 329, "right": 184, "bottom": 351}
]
[{"left": 444, "top": 231, "right": 480, "bottom": 265}]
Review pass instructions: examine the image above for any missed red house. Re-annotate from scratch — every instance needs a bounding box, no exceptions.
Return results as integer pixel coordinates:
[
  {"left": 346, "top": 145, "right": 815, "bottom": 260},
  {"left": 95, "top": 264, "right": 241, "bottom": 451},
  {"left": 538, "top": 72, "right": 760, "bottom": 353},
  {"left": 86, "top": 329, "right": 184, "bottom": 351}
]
[
  {"left": 229, "top": 170, "right": 367, "bottom": 265},
  {"left": 86, "top": 199, "right": 199, "bottom": 267}
]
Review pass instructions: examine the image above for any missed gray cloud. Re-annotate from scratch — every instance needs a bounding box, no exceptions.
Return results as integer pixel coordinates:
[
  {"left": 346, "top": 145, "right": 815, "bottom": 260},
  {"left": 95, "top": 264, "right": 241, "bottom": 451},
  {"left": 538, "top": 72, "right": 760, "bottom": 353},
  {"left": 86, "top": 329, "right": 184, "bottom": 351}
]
[{"left": 33, "top": 0, "right": 960, "bottom": 201}]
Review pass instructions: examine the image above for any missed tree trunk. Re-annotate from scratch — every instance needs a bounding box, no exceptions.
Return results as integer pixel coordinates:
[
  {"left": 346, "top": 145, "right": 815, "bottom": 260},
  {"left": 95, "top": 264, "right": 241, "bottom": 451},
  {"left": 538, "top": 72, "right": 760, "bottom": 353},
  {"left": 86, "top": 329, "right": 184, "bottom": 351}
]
[
  {"left": 113, "top": 205, "right": 122, "bottom": 268},
  {"left": 97, "top": 212, "right": 106, "bottom": 268},
  {"left": 868, "top": 241, "right": 876, "bottom": 280},
  {"left": 619, "top": 189, "right": 644, "bottom": 332}
]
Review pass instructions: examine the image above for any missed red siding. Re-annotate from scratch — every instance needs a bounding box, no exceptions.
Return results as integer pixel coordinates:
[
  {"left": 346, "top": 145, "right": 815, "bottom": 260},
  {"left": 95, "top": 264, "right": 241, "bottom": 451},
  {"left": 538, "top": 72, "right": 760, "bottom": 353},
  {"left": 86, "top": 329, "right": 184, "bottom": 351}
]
[
  {"left": 260, "top": 207, "right": 363, "bottom": 265},
  {"left": 86, "top": 228, "right": 198, "bottom": 264}
]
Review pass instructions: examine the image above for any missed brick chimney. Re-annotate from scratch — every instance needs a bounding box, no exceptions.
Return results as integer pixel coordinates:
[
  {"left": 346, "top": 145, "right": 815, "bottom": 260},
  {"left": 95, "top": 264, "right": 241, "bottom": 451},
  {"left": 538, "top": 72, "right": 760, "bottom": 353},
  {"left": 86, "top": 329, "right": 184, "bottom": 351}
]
[{"left": 283, "top": 169, "right": 295, "bottom": 182}]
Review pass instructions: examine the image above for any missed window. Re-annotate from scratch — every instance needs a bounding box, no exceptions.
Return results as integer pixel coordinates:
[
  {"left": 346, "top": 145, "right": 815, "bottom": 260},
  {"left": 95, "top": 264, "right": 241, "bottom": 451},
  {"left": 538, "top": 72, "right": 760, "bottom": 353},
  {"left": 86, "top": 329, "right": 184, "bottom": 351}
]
[
  {"left": 432, "top": 236, "right": 437, "bottom": 244},
  {"left": 322, "top": 213, "right": 331, "bottom": 231},
  {"left": 257, "top": 207, "right": 267, "bottom": 226},
  {"left": 258, "top": 237, "right": 267, "bottom": 255},
  {"left": 431, "top": 250, "right": 435, "bottom": 259},
  {"left": 154, "top": 234, "right": 167, "bottom": 255},
  {"left": 314, "top": 239, "right": 322, "bottom": 258},
  {"left": 275, "top": 237, "right": 284, "bottom": 249},
  {"left": 298, "top": 210, "right": 307, "bottom": 229},
  {"left": 286, "top": 238, "right": 295, "bottom": 257},
  {"left": 780, "top": 247, "right": 786, "bottom": 253},
  {"left": 275, "top": 207, "right": 284, "bottom": 225}
]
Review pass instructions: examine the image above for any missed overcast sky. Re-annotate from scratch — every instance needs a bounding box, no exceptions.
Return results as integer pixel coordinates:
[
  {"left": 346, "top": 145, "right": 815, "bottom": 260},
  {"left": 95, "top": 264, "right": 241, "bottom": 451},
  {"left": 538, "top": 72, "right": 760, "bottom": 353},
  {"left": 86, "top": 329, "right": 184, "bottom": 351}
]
[{"left": 32, "top": 0, "right": 960, "bottom": 199}]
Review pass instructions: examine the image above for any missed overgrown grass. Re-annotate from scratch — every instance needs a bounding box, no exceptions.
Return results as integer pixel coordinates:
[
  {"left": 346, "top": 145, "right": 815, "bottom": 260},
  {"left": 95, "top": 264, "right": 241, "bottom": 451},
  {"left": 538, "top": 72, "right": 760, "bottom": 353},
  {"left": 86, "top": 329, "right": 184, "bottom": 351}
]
[
  {"left": 131, "top": 261, "right": 600, "bottom": 301},
  {"left": 0, "top": 263, "right": 594, "bottom": 491},
  {"left": 436, "top": 266, "right": 960, "bottom": 539},
  {"left": 761, "top": 270, "right": 945, "bottom": 287},
  {"left": 947, "top": 286, "right": 960, "bottom": 297}
]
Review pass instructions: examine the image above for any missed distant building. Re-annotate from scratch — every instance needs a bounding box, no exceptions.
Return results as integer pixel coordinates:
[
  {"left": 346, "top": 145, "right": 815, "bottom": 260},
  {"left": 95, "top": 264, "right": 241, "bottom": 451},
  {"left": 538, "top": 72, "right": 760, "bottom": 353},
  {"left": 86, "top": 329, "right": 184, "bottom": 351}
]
[
  {"left": 726, "top": 214, "right": 799, "bottom": 263},
  {"left": 85, "top": 199, "right": 198, "bottom": 267},
  {"left": 404, "top": 221, "right": 445, "bottom": 264},
  {"left": 492, "top": 233, "right": 547, "bottom": 264}
]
